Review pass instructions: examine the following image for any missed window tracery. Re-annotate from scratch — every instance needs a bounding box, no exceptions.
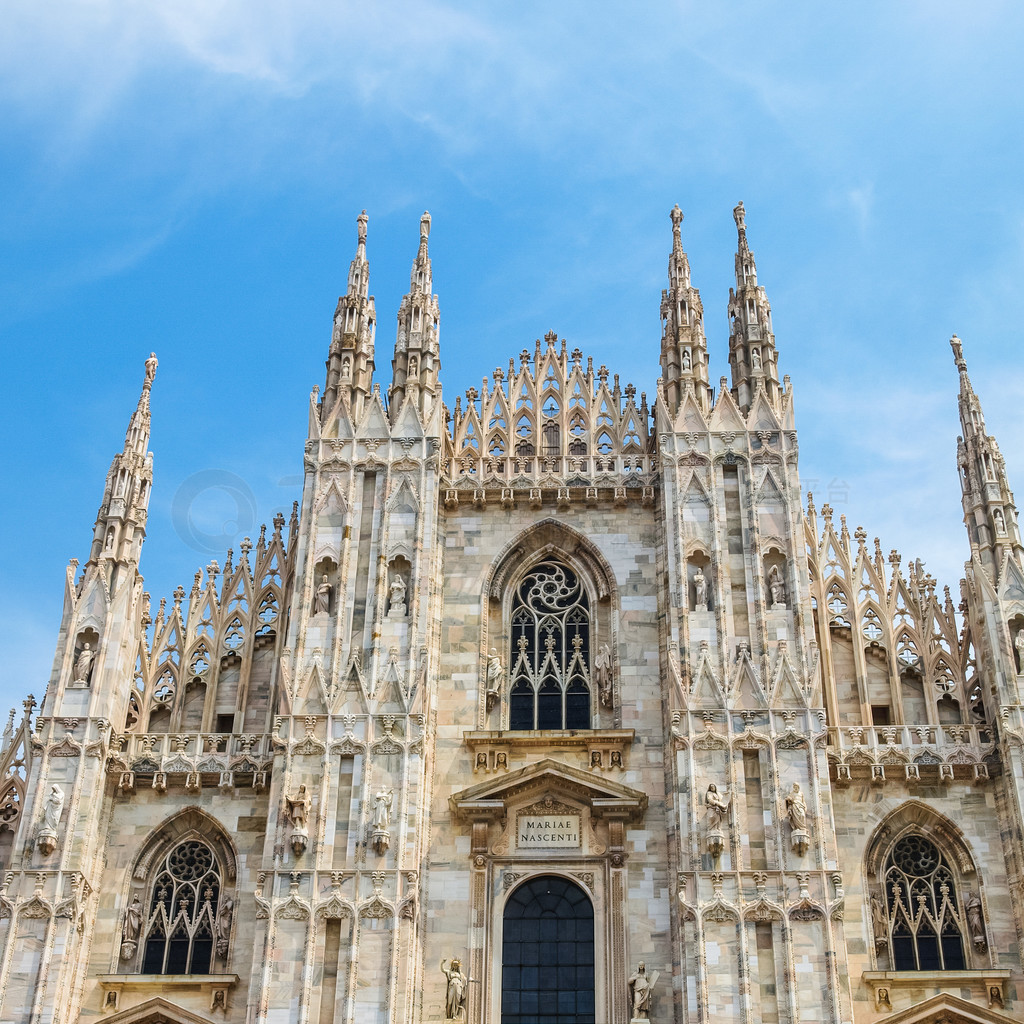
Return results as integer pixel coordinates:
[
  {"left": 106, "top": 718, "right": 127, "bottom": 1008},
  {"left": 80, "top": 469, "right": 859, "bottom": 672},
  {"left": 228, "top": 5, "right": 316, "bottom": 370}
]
[
  {"left": 881, "top": 834, "right": 966, "bottom": 971},
  {"left": 141, "top": 839, "right": 222, "bottom": 975},
  {"left": 509, "top": 560, "right": 592, "bottom": 730}
]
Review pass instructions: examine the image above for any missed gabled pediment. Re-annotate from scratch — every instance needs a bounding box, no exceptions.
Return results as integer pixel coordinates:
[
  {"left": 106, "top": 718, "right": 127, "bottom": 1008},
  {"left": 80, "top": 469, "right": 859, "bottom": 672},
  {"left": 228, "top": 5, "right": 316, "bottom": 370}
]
[
  {"left": 100, "top": 994, "right": 230, "bottom": 1024},
  {"left": 450, "top": 756, "right": 647, "bottom": 822},
  {"left": 874, "top": 990, "right": 1017, "bottom": 1024}
]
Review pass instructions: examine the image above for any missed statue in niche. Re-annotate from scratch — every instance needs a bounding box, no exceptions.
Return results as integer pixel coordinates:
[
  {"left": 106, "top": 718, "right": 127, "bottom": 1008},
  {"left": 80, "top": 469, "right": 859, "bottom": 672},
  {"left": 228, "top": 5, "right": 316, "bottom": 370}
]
[
  {"left": 285, "top": 785, "right": 310, "bottom": 831},
  {"left": 388, "top": 573, "right": 407, "bottom": 618},
  {"left": 42, "top": 784, "right": 64, "bottom": 832},
  {"left": 373, "top": 787, "right": 394, "bottom": 830},
  {"left": 704, "top": 783, "right": 731, "bottom": 830},
  {"left": 216, "top": 894, "right": 234, "bottom": 957},
  {"left": 120, "top": 892, "right": 143, "bottom": 960},
  {"left": 74, "top": 643, "right": 94, "bottom": 683},
  {"left": 870, "top": 893, "right": 887, "bottom": 949},
  {"left": 440, "top": 958, "right": 468, "bottom": 1020},
  {"left": 784, "top": 782, "right": 807, "bottom": 831},
  {"left": 681, "top": 348, "right": 692, "bottom": 372},
  {"left": 341, "top": 356, "right": 352, "bottom": 382},
  {"left": 594, "top": 643, "right": 613, "bottom": 707},
  {"left": 966, "top": 891, "right": 985, "bottom": 948},
  {"left": 995, "top": 509, "right": 1007, "bottom": 535},
  {"left": 485, "top": 648, "right": 504, "bottom": 711},
  {"left": 768, "top": 565, "right": 786, "bottom": 607},
  {"left": 1016, "top": 628, "right": 1024, "bottom": 673},
  {"left": 315, "top": 575, "right": 331, "bottom": 615},
  {"left": 693, "top": 568, "right": 707, "bottom": 609},
  {"left": 751, "top": 347, "right": 762, "bottom": 371},
  {"left": 628, "top": 962, "right": 659, "bottom": 1020}
]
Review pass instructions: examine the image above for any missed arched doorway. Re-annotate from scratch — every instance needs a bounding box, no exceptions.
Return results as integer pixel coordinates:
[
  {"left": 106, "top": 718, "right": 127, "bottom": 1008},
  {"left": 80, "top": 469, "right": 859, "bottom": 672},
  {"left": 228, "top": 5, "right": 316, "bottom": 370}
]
[{"left": 501, "top": 875, "right": 595, "bottom": 1024}]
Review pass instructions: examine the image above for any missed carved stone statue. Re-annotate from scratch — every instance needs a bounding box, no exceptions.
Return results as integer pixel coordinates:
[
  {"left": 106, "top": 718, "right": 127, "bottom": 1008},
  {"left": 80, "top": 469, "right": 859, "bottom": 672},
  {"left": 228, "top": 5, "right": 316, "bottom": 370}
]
[
  {"left": 389, "top": 573, "right": 407, "bottom": 617},
  {"left": 594, "top": 643, "right": 612, "bottom": 707},
  {"left": 216, "top": 894, "right": 234, "bottom": 957},
  {"left": 681, "top": 348, "right": 692, "bottom": 372},
  {"left": 486, "top": 648, "right": 504, "bottom": 711},
  {"left": 966, "top": 891, "right": 985, "bottom": 948},
  {"left": 870, "top": 892, "right": 887, "bottom": 949},
  {"left": 42, "top": 783, "right": 64, "bottom": 832},
  {"left": 628, "top": 961, "right": 659, "bottom": 1020},
  {"left": 751, "top": 347, "right": 762, "bottom": 371},
  {"left": 373, "top": 787, "right": 394, "bottom": 830},
  {"left": 73, "top": 643, "right": 94, "bottom": 683},
  {"left": 285, "top": 785, "right": 310, "bottom": 831},
  {"left": 693, "top": 568, "right": 707, "bottom": 608},
  {"left": 1017, "top": 630, "right": 1024, "bottom": 673},
  {"left": 768, "top": 565, "right": 786, "bottom": 607},
  {"left": 995, "top": 509, "right": 1006, "bottom": 535},
  {"left": 440, "top": 957, "right": 468, "bottom": 1019},
  {"left": 704, "top": 783, "right": 731, "bottom": 831},
  {"left": 784, "top": 782, "right": 807, "bottom": 830},
  {"left": 315, "top": 575, "right": 331, "bottom": 615}
]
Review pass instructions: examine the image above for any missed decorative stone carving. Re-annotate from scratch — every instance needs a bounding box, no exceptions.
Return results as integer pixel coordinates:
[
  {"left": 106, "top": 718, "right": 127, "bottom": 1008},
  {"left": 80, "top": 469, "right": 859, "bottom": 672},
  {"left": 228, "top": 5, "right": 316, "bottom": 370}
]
[
  {"left": 440, "top": 957, "right": 468, "bottom": 1020},
  {"left": 371, "top": 787, "right": 394, "bottom": 855},
  {"left": 388, "top": 573, "right": 407, "bottom": 618},
  {"left": 966, "top": 890, "right": 986, "bottom": 949},
  {"left": 704, "top": 783, "right": 731, "bottom": 857},
  {"left": 36, "top": 783, "right": 64, "bottom": 855},
  {"left": 314, "top": 575, "right": 331, "bottom": 615},
  {"left": 485, "top": 648, "right": 504, "bottom": 712},
  {"left": 870, "top": 892, "right": 887, "bottom": 949},
  {"left": 784, "top": 782, "right": 808, "bottom": 855},
  {"left": 120, "top": 892, "right": 142, "bottom": 961},
  {"left": 768, "top": 564, "right": 786, "bottom": 608},
  {"left": 73, "top": 643, "right": 94, "bottom": 683},
  {"left": 693, "top": 568, "right": 707, "bottom": 610},
  {"left": 216, "top": 893, "right": 234, "bottom": 958},
  {"left": 594, "top": 643, "right": 612, "bottom": 707},
  {"left": 628, "top": 961, "right": 659, "bottom": 1021},
  {"left": 286, "top": 785, "right": 311, "bottom": 855}
]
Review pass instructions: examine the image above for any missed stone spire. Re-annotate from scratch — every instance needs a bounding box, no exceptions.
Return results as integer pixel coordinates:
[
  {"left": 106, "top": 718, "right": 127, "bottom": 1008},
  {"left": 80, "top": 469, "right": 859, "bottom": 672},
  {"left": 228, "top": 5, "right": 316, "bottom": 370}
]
[
  {"left": 951, "top": 334, "right": 1023, "bottom": 579},
  {"left": 323, "top": 210, "right": 376, "bottom": 421},
  {"left": 86, "top": 353, "right": 157, "bottom": 571},
  {"left": 389, "top": 211, "right": 441, "bottom": 423},
  {"left": 660, "top": 204, "right": 712, "bottom": 416},
  {"left": 727, "top": 202, "right": 781, "bottom": 413}
]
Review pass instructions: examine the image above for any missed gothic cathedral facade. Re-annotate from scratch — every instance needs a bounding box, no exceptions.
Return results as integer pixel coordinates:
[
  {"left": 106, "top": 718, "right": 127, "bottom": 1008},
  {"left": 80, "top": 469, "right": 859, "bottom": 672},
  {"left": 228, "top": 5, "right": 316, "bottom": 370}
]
[{"left": 1, "top": 206, "right": 1022, "bottom": 1024}]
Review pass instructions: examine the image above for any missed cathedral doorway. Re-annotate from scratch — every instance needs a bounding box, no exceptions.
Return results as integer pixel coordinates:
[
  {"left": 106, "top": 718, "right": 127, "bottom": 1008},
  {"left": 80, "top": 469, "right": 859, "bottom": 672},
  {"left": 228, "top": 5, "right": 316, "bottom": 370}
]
[{"left": 501, "top": 875, "right": 595, "bottom": 1024}]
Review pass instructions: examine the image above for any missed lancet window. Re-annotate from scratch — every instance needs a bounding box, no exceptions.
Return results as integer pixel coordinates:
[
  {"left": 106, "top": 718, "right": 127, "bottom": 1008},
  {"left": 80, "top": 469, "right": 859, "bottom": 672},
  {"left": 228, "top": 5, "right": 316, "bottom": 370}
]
[
  {"left": 141, "top": 839, "right": 222, "bottom": 975},
  {"left": 509, "top": 560, "right": 592, "bottom": 730},
  {"left": 882, "top": 835, "right": 966, "bottom": 971}
]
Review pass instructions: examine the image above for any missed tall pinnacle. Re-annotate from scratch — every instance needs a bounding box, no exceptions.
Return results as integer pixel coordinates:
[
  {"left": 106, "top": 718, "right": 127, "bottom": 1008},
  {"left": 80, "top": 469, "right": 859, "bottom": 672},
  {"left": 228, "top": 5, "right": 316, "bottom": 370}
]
[
  {"left": 87, "top": 355, "right": 157, "bottom": 570},
  {"left": 323, "top": 211, "right": 377, "bottom": 422},
  {"left": 727, "top": 201, "right": 781, "bottom": 413},
  {"left": 951, "top": 334, "right": 1023, "bottom": 579},
  {"left": 389, "top": 211, "right": 441, "bottom": 423},
  {"left": 660, "top": 205, "right": 711, "bottom": 417}
]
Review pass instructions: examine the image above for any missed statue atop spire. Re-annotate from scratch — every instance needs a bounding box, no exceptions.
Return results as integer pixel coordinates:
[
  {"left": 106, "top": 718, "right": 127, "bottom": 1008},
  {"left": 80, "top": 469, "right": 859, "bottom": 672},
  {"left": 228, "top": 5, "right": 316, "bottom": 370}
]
[
  {"left": 733, "top": 200, "right": 746, "bottom": 233},
  {"left": 323, "top": 211, "right": 377, "bottom": 422}
]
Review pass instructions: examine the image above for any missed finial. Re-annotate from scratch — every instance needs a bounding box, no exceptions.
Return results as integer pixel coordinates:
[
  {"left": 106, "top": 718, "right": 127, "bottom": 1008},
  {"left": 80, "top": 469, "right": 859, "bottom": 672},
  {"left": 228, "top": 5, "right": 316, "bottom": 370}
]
[
  {"left": 420, "top": 211, "right": 431, "bottom": 240},
  {"left": 950, "top": 334, "right": 968, "bottom": 373},
  {"left": 733, "top": 201, "right": 746, "bottom": 231},
  {"left": 670, "top": 204, "right": 683, "bottom": 246},
  {"left": 144, "top": 352, "right": 158, "bottom": 388},
  {"left": 357, "top": 210, "right": 368, "bottom": 247}
]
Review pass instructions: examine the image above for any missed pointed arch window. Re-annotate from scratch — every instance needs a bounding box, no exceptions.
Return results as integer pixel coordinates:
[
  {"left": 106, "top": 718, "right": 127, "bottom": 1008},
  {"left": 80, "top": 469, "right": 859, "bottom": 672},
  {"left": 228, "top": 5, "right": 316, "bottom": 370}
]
[
  {"left": 883, "top": 835, "right": 966, "bottom": 971},
  {"left": 142, "top": 839, "right": 222, "bottom": 975},
  {"left": 509, "top": 560, "right": 591, "bottom": 730}
]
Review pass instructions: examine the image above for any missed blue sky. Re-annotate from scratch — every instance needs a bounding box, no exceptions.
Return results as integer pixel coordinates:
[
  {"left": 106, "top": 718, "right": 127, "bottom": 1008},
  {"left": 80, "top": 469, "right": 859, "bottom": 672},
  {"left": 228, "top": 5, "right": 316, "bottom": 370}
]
[{"left": 3, "top": 2, "right": 1024, "bottom": 711}]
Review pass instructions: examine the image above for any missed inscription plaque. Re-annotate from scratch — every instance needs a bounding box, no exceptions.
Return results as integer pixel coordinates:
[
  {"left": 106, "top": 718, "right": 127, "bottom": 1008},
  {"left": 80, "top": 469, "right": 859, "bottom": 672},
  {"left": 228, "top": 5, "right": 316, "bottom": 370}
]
[{"left": 517, "top": 815, "right": 581, "bottom": 848}]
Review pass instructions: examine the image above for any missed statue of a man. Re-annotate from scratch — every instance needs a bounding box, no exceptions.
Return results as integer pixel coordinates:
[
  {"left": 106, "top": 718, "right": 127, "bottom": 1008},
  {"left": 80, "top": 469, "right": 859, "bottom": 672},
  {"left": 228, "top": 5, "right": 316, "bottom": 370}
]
[
  {"left": 1015, "top": 629, "right": 1024, "bottom": 674},
  {"left": 751, "top": 347, "right": 762, "bottom": 371},
  {"left": 594, "top": 643, "right": 612, "bottom": 705},
  {"left": 966, "top": 891, "right": 984, "bottom": 944},
  {"left": 628, "top": 961, "right": 658, "bottom": 1019},
  {"left": 705, "top": 783, "right": 731, "bottom": 830},
  {"left": 42, "top": 784, "right": 64, "bottom": 832},
  {"left": 286, "top": 785, "right": 310, "bottom": 830},
  {"left": 681, "top": 348, "right": 692, "bottom": 371},
  {"left": 784, "top": 782, "right": 807, "bottom": 830},
  {"left": 315, "top": 575, "right": 331, "bottom": 615},
  {"left": 389, "top": 574, "right": 407, "bottom": 614},
  {"left": 373, "top": 787, "right": 394, "bottom": 830},
  {"left": 693, "top": 568, "right": 707, "bottom": 607},
  {"left": 870, "top": 892, "right": 887, "bottom": 949},
  {"left": 768, "top": 565, "right": 786, "bottom": 606},
  {"left": 74, "top": 643, "right": 94, "bottom": 683},
  {"left": 486, "top": 649, "right": 504, "bottom": 693},
  {"left": 216, "top": 894, "right": 234, "bottom": 954},
  {"left": 440, "top": 958, "right": 468, "bottom": 1019}
]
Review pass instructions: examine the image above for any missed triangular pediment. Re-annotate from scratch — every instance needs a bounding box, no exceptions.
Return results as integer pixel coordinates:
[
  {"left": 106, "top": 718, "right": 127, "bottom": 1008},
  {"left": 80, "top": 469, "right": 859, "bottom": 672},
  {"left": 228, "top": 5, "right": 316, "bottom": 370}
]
[
  {"left": 874, "top": 991, "right": 1017, "bottom": 1024},
  {"left": 450, "top": 756, "right": 647, "bottom": 821},
  {"left": 101, "top": 994, "right": 233, "bottom": 1024}
]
